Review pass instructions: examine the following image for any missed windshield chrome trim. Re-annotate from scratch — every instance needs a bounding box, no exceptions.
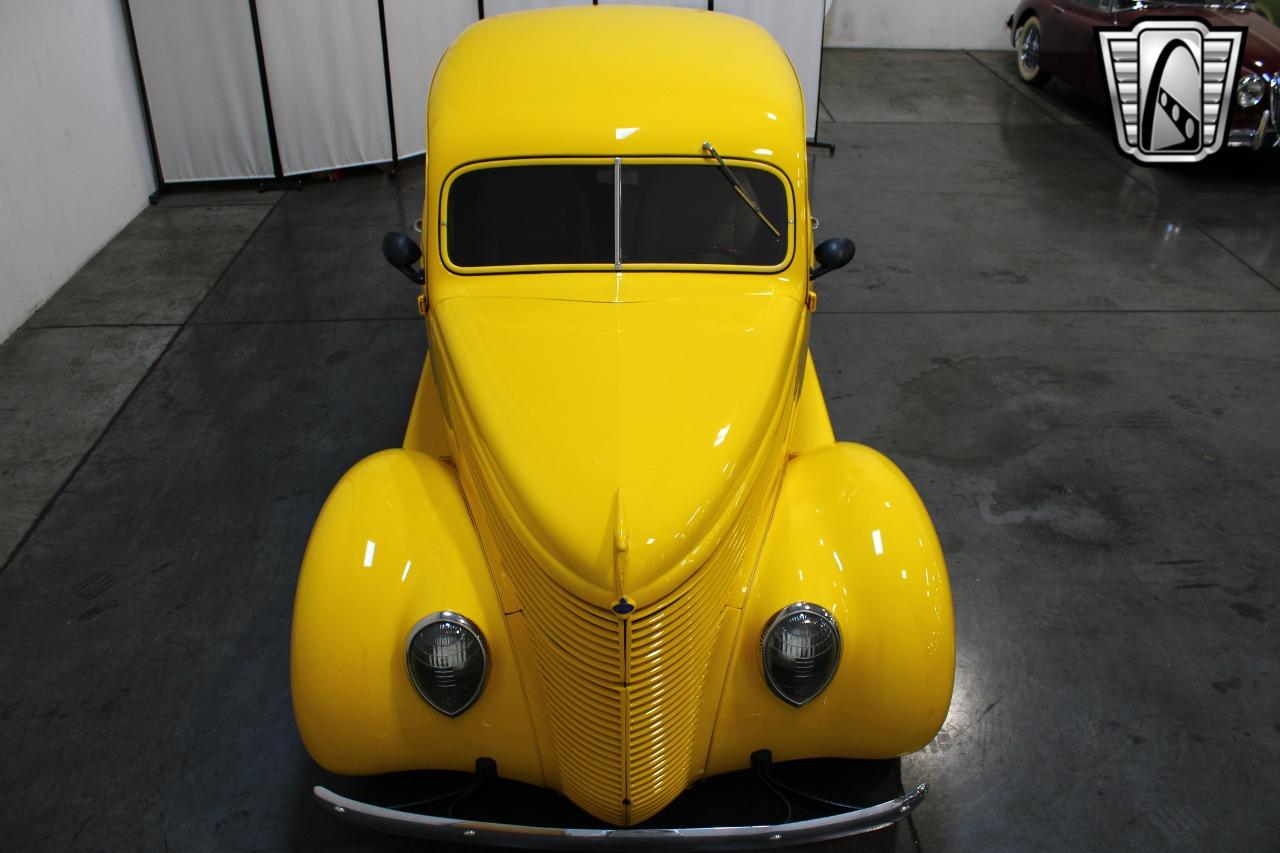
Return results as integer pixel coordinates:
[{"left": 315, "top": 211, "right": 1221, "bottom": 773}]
[
  {"left": 614, "top": 157, "right": 622, "bottom": 271},
  {"left": 437, "top": 155, "right": 796, "bottom": 277}
]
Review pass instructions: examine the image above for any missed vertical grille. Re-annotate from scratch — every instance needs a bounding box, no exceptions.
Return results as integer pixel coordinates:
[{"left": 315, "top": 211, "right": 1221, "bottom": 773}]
[
  {"left": 458, "top": 439, "right": 629, "bottom": 821},
  {"left": 622, "top": 456, "right": 782, "bottom": 821}
]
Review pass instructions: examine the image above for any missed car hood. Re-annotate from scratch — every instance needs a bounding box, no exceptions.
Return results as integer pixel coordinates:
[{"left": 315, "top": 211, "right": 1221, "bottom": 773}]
[
  {"left": 1121, "top": 7, "right": 1280, "bottom": 65},
  {"left": 431, "top": 292, "right": 804, "bottom": 608},
  {"left": 1242, "top": 13, "right": 1280, "bottom": 64}
]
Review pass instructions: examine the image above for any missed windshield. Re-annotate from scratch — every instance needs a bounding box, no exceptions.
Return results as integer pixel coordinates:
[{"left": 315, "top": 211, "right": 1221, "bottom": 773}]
[{"left": 445, "top": 162, "right": 790, "bottom": 270}]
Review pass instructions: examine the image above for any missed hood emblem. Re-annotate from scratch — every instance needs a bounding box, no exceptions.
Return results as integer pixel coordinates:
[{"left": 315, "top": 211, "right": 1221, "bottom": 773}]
[{"left": 612, "top": 489, "right": 634, "bottom": 616}]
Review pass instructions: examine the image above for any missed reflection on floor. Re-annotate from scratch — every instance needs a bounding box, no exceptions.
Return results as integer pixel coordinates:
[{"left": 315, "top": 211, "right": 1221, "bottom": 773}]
[{"left": 0, "top": 48, "right": 1277, "bottom": 852}]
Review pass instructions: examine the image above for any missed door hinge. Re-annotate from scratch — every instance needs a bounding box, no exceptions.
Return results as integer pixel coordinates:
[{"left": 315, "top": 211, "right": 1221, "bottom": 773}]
[
  {"left": 417, "top": 293, "right": 427, "bottom": 316},
  {"left": 806, "top": 290, "right": 818, "bottom": 312}
]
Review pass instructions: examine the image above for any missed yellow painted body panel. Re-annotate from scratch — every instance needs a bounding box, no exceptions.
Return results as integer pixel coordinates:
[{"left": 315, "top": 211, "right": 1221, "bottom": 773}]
[
  {"left": 428, "top": 291, "right": 804, "bottom": 608},
  {"left": 423, "top": 7, "right": 807, "bottom": 179},
  {"left": 291, "top": 4, "right": 953, "bottom": 829},
  {"left": 790, "top": 351, "right": 836, "bottom": 455},
  {"left": 402, "top": 353, "right": 452, "bottom": 460}
]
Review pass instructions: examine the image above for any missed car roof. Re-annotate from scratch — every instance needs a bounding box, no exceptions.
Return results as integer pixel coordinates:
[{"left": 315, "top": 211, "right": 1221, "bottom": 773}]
[{"left": 426, "top": 5, "right": 806, "bottom": 169}]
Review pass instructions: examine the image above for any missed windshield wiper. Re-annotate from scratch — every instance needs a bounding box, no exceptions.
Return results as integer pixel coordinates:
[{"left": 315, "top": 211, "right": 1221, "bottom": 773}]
[{"left": 702, "top": 141, "right": 781, "bottom": 239}]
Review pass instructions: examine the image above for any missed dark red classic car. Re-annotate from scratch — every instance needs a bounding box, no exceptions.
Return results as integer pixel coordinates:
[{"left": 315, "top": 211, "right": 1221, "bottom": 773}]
[{"left": 1007, "top": 0, "right": 1280, "bottom": 150}]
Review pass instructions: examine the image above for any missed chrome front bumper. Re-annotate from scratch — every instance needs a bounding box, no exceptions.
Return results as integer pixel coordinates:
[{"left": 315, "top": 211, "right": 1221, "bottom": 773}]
[
  {"left": 1227, "top": 110, "right": 1278, "bottom": 150},
  {"left": 314, "top": 782, "right": 927, "bottom": 850}
]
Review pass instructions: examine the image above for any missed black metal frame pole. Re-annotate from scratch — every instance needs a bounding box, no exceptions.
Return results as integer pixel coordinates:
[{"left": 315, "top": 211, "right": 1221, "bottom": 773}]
[
  {"left": 806, "top": 0, "right": 836, "bottom": 155},
  {"left": 376, "top": 0, "right": 400, "bottom": 178},
  {"left": 477, "top": 0, "right": 485, "bottom": 19},
  {"left": 247, "top": 0, "right": 286, "bottom": 185},
  {"left": 704, "top": 0, "right": 829, "bottom": 153},
  {"left": 119, "top": 0, "right": 166, "bottom": 202},
  {"left": 808, "top": 94, "right": 836, "bottom": 155}
]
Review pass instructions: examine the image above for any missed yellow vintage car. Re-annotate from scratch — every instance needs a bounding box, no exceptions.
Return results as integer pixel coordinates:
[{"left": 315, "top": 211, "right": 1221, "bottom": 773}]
[{"left": 291, "top": 5, "right": 954, "bottom": 846}]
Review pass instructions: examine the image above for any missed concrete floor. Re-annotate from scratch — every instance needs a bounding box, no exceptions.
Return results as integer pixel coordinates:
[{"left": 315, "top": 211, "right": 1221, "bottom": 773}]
[{"left": 1, "top": 49, "right": 1277, "bottom": 851}]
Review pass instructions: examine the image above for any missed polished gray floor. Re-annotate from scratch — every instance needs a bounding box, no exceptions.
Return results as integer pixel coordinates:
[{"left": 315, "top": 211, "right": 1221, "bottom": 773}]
[{"left": 0, "top": 49, "right": 1276, "bottom": 851}]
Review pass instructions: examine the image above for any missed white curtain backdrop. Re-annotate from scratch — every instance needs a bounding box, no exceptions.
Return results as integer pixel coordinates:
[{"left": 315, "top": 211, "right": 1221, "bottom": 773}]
[
  {"left": 483, "top": 0, "right": 588, "bottom": 14},
  {"left": 256, "top": 0, "right": 392, "bottom": 175},
  {"left": 717, "top": 0, "right": 825, "bottom": 139},
  {"left": 385, "top": 0, "right": 477, "bottom": 158},
  {"left": 598, "top": 0, "right": 707, "bottom": 7},
  {"left": 126, "top": 0, "right": 827, "bottom": 183},
  {"left": 128, "top": 0, "right": 274, "bottom": 182}
]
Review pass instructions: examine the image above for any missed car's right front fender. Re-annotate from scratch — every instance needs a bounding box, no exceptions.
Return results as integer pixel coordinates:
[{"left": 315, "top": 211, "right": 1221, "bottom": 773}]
[{"left": 291, "top": 448, "right": 544, "bottom": 784}]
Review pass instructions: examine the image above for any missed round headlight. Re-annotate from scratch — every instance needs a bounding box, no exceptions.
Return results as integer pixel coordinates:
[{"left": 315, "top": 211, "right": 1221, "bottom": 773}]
[
  {"left": 405, "top": 612, "right": 489, "bottom": 717},
  {"left": 760, "top": 602, "right": 841, "bottom": 707},
  {"left": 1237, "top": 72, "right": 1266, "bottom": 109}
]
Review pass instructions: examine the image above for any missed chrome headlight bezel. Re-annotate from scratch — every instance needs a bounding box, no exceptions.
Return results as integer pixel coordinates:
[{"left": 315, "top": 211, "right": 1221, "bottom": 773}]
[
  {"left": 1237, "top": 71, "right": 1266, "bottom": 109},
  {"left": 759, "top": 602, "right": 842, "bottom": 708},
  {"left": 404, "top": 611, "right": 490, "bottom": 717}
]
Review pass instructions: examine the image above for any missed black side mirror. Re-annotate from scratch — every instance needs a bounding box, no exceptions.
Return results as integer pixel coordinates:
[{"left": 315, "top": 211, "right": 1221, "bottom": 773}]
[
  {"left": 811, "top": 237, "right": 856, "bottom": 280},
  {"left": 382, "top": 232, "right": 425, "bottom": 285}
]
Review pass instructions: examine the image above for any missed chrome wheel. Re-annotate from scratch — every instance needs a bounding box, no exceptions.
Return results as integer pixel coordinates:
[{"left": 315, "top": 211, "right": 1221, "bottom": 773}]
[
  {"left": 1015, "top": 17, "right": 1050, "bottom": 86},
  {"left": 1019, "top": 26, "right": 1040, "bottom": 75}
]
